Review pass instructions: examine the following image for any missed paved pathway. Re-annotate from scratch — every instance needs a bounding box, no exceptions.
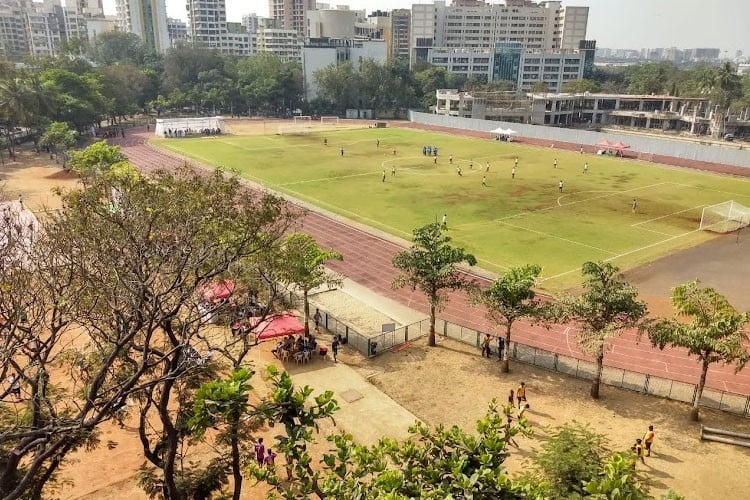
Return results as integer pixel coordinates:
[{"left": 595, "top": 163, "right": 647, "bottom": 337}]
[{"left": 113, "top": 129, "right": 750, "bottom": 396}]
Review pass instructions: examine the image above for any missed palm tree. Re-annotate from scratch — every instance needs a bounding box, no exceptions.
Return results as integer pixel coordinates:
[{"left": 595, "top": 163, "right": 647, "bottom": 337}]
[{"left": 0, "top": 76, "right": 29, "bottom": 156}]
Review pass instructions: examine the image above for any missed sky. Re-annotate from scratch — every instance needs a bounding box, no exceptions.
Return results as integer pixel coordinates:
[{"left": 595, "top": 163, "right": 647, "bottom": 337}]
[{"left": 101, "top": 0, "right": 749, "bottom": 55}]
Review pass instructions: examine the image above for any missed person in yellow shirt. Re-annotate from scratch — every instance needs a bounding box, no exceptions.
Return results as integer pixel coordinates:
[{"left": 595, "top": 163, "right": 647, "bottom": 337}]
[
  {"left": 633, "top": 438, "right": 645, "bottom": 464},
  {"left": 643, "top": 425, "right": 655, "bottom": 457},
  {"left": 516, "top": 382, "right": 527, "bottom": 408}
]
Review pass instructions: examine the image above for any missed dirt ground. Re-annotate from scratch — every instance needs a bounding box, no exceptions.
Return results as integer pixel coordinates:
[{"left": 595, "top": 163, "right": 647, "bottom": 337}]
[{"left": 5, "top": 147, "right": 750, "bottom": 500}]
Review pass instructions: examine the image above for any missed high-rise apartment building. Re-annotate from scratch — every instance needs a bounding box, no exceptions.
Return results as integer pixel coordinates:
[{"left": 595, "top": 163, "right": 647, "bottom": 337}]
[
  {"left": 410, "top": 0, "right": 588, "bottom": 67},
  {"left": 0, "top": 1, "right": 30, "bottom": 58},
  {"left": 166, "top": 17, "right": 187, "bottom": 47},
  {"left": 186, "top": 0, "right": 251, "bottom": 55},
  {"left": 390, "top": 9, "right": 410, "bottom": 61},
  {"left": 64, "top": 0, "right": 103, "bottom": 17},
  {"left": 115, "top": 0, "right": 169, "bottom": 52},
  {"left": 268, "top": 0, "right": 316, "bottom": 36}
]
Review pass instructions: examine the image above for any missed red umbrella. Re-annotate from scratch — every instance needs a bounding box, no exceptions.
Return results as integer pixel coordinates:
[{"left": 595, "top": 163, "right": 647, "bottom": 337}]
[
  {"left": 610, "top": 141, "right": 631, "bottom": 150},
  {"left": 251, "top": 313, "right": 305, "bottom": 342},
  {"left": 595, "top": 139, "right": 613, "bottom": 148},
  {"left": 199, "top": 280, "right": 235, "bottom": 302}
]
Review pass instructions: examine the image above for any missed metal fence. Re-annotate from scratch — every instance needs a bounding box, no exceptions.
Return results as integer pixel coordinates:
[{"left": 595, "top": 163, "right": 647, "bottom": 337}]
[
  {"left": 437, "top": 318, "right": 750, "bottom": 418},
  {"left": 304, "top": 296, "right": 750, "bottom": 417}
]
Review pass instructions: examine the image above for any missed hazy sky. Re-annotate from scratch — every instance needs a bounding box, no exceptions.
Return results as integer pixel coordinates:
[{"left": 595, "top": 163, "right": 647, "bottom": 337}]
[{"left": 101, "top": 0, "right": 749, "bottom": 54}]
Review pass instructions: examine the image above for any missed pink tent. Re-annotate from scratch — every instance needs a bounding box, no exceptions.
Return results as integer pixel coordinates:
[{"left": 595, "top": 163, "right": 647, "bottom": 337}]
[
  {"left": 198, "top": 280, "right": 235, "bottom": 303},
  {"left": 251, "top": 313, "right": 305, "bottom": 343},
  {"left": 595, "top": 139, "right": 613, "bottom": 148},
  {"left": 610, "top": 141, "right": 631, "bottom": 150}
]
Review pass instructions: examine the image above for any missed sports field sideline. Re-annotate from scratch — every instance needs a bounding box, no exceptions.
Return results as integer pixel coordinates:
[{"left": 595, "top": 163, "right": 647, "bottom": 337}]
[{"left": 154, "top": 127, "right": 750, "bottom": 291}]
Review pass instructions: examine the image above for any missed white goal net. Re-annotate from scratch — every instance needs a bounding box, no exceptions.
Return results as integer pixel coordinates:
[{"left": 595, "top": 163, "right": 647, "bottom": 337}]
[
  {"left": 276, "top": 124, "right": 311, "bottom": 135},
  {"left": 320, "top": 116, "right": 339, "bottom": 126},
  {"left": 699, "top": 200, "right": 750, "bottom": 233},
  {"left": 293, "top": 115, "right": 312, "bottom": 125}
]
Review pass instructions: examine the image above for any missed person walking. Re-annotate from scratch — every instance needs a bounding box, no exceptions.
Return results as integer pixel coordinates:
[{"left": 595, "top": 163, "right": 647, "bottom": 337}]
[
  {"left": 485, "top": 161, "right": 490, "bottom": 172},
  {"left": 376, "top": 138, "right": 380, "bottom": 148},
  {"left": 583, "top": 162, "right": 588, "bottom": 174},
  {"left": 332, "top": 336, "right": 340, "bottom": 363},
  {"left": 553, "top": 158, "right": 557, "bottom": 168},
  {"left": 313, "top": 309, "right": 322, "bottom": 332},
  {"left": 632, "top": 198, "right": 638, "bottom": 213},
  {"left": 449, "top": 155, "right": 453, "bottom": 164},
  {"left": 507, "top": 389, "right": 514, "bottom": 406},
  {"left": 392, "top": 165, "right": 396, "bottom": 176},
  {"left": 457, "top": 166, "right": 462, "bottom": 176},
  {"left": 441, "top": 213, "right": 447, "bottom": 229},
  {"left": 514, "top": 157, "right": 518, "bottom": 168},
  {"left": 340, "top": 147, "right": 344, "bottom": 156},
  {"left": 558, "top": 180, "right": 564, "bottom": 193},
  {"left": 433, "top": 156, "right": 437, "bottom": 164},
  {"left": 392, "top": 147, "right": 397, "bottom": 156},
  {"left": 633, "top": 439, "right": 646, "bottom": 464},
  {"left": 516, "top": 382, "right": 527, "bottom": 409},
  {"left": 324, "top": 137, "right": 328, "bottom": 146},
  {"left": 469, "top": 159, "right": 474, "bottom": 169},
  {"left": 8, "top": 373, "right": 21, "bottom": 402},
  {"left": 643, "top": 425, "right": 655, "bottom": 456},
  {"left": 580, "top": 146, "right": 584, "bottom": 154},
  {"left": 254, "top": 438, "right": 265, "bottom": 466},
  {"left": 382, "top": 169, "right": 386, "bottom": 182},
  {"left": 481, "top": 334, "right": 492, "bottom": 357},
  {"left": 517, "top": 403, "right": 530, "bottom": 420},
  {"left": 511, "top": 167, "right": 516, "bottom": 179},
  {"left": 264, "top": 449, "right": 277, "bottom": 470}
]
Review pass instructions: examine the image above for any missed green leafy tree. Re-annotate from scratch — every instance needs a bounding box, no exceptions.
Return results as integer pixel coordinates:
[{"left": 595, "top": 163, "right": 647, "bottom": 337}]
[
  {"left": 531, "top": 422, "right": 612, "bottom": 498},
  {"left": 313, "top": 61, "right": 361, "bottom": 113},
  {"left": 646, "top": 280, "right": 750, "bottom": 420},
  {"left": 560, "top": 262, "right": 648, "bottom": 399},
  {"left": 87, "top": 31, "right": 147, "bottom": 66},
  {"left": 392, "top": 223, "right": 477, "bottom": 347},
  {"left": 189, "top": 368, "right": 257, "bottom": 500},
  {"left": 317, "top": 402, "right": 530, "bottom": 498},
  {"left": 236, "top": 53, "right": 303, "bottom": 116},
  {"left": 561, "top": 79, "right": 601, "bottom": 93},
  {"left": 472, "top": 264, "right": 546, "bottom": 373},
  {"left": 68, "top": 140, "right": 127, "bottom": 177},
  {"left": 39, "top": 121, "right": 76, "bottom": 163},
  {"left": 39, "top": 69, "right": 105, "bottom": 130},
  {"left": 277, "top": 233, "right": 343, "bottom": 335},
  {"left": 96, "top": 63, "right": 149, "bottom": 121},
  {"left": 584, "top": 452, "right": 652, "bottom": 499},
  {"left": 162, "top": 46, "right": 224, "bottom": 95},
  {"left": 531, "top": 81, "right": 550, "bottom": 93}
]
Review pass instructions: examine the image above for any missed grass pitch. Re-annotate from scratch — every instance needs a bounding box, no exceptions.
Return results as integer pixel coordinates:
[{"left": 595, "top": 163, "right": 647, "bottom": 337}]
[{"left": 154, "top": 127, "right": 750, "bottom": 291}]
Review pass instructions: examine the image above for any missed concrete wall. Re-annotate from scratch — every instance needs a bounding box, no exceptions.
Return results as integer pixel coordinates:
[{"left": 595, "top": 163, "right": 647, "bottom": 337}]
[{"left": 409, "top": 111, "right": 750, "bottom": 169}]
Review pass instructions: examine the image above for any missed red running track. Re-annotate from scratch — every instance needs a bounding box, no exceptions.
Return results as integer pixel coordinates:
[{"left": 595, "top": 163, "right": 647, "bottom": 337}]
[{"left": 111, "top": 128, "right": 750, "bottom": 397}]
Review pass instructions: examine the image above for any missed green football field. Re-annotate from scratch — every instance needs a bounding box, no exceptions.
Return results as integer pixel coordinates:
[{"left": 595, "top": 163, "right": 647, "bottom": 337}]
[{"left": 154, "top": 127, "right": 750, "bottom": 291}]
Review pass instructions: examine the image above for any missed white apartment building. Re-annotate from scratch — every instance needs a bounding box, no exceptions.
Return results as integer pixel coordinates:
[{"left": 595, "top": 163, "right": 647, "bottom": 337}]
[
  {"left": 166, "top": 17, "right": 187, "bottom": 47},
  {"left": 86, "top": 16, "right": 116, "bottom": 40},
  {"left": 302, "top": 38, "right": 387, "bottom": 100},
  {"left": 0, "top": 1, "right": 29, "bottom": 59},
  {"left": 307, "top": 8, "right": 356, "bottom": 39},
  {"left": 187, "top": 0, "right": 251, "bottom": 55},
  {"left": 64, "top": 0, "right": 103, "bottom": 17},
  {"left": 410, "top": 0, "right": 589, "bottom": 68},
  {"left": 257, "top": 27, "right": 302, "bottom": 62},
  {"left": 115, "top": 0, "right": 169, "bottom": 52}
]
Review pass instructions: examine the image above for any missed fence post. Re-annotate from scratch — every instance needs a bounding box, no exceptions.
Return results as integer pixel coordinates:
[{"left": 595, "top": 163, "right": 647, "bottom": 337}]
[
  {"left": 744, "top": 396, "right": 750, "bottom": 418},
  {"left": 405, "top": 326, "right": 409, "bottom": 342},
  {"left": 443, "top": 320, "right": 447, "bottom": 336},
  {"left": 691, "top": 384, "right": 698, "bottom": 405},
  {"left": 553, "top": 353, "right": 558, "bottom": 371},
  {"left": 476, "top": 331, "right": 481, "bottom": 347},
  {"left": 345, "top": 325, "right": 349, "bottom": 343},
  {"left": 512, "top": 342, "right": 517, "bottom": 359},
  {"left": 643, "top": 374, "right": 650, "bottom": 394}
]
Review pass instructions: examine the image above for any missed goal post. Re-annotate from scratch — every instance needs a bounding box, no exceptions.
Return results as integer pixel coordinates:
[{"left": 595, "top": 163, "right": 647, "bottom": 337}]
[
  {"left": 276, "top": 124, "right": 311, "bottom": 135},
  {"left": 293, "top": 115, "right": 312, "bottom": 125},
  {"left": 699, "top": 200, "right": 750, "bottom": 233},
  {"left": 320, "top": 115, "right": 339, "bottom": 126}
]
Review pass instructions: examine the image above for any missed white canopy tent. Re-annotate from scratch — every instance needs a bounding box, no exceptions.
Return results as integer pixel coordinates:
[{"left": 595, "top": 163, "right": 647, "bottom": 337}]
[{"left": 154, "top": 116, "right": 225, "bottom": 137}]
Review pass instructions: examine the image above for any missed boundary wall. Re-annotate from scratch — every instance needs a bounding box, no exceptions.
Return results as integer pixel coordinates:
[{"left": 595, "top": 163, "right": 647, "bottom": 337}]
[{"left": 409, "top": 111, "right": 750, "bottom": 170}]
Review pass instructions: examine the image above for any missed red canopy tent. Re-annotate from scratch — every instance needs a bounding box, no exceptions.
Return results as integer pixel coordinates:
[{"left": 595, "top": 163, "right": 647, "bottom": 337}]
[
  {"left": 610, "top": 141, "right": 631, "bottom": 150},
  {"left": 250, "top": 313, "right": 305, "bottom": 343},
  {"left": 198, "top": 280, "right": 235, "bottom": 303},
  {"left": 595, "top": 139, "right": 613, "bottom": 148}
]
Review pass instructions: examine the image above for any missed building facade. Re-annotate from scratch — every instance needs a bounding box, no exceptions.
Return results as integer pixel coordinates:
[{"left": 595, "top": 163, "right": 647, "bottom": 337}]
[
  {"left": 166, "top": 17, "right": 187, "bottom": 47},
  {"left": 390, "top": 9, "right": 410, "bottom": 61},
  {"left": 257, "top": 26, "right": 302, "bottom": 62},
  {"left": 187, "top": 0, "right": 251, "bottom": 55},
  {"left": 269, "top": 0, "right": 316, "bottom": 36},
  {"left": 115, "top": 0, "right": 169, "bottom": 52}
]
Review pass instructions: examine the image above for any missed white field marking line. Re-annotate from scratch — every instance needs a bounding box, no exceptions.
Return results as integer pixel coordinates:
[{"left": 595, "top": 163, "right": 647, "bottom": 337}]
[
  {"left": 631, "top": 204, "right": 705, "bottom": 227},
  {"left": 280, "top": 186, "right": 413, "bottom": 238},
  {"left": 634, "top": 226, "right": 675, "bottom": 237},
  {"left": 603, "top": 228, "right": 702, "bottom": 263},
  {"left": 562, "top": 326, "right": 575, "bottom": 354},
  {"left": 557, "top": 189, "right": 617, "bottom": 207},
  {"left": 476, "top": 257, "right": 510, "bottom": 271},
  {"left": 496, "top": 220, "right": 617, "bottom": 255},
  {"left": 669, "top": 181, "right": 750, "bottom": 201},
  {"left": 539, "top": 266, "right": 582, "bottom": 283},
  {"left": 454, "top": 182, "right": 673, "bottom": 230}
]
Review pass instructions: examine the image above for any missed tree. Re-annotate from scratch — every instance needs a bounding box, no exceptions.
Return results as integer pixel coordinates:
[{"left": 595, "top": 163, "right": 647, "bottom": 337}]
[
  {"left": 40, "top": 121, "right": 76, "bottom": 163},
  {"left": 39, "top": 69, "right": 106, "bottom": 130},
  {"left": 646, "top": 280, "right": 750, "bottom": 421},
  {"left": 313, "top": 61, "right": 360, "bottom": 113},
  {"left": 96, "top": 63, "right": 149, "bottom": 121},
  {"left": 317, "top": 402, "right": 530, "bottom": 498},
  {"left": 530, "top": 81, "right": 550, "bottom": 93},
  {"left": 392, "top": 223, "right": 477, "bottom": 347},
  {"left": 87, "top": 31, "right": 147, "bottom": 66},
  {"left": 561, "top": 78, "right": 601, "bottom": 94},
  {"left": 529, "top": 422, "right": 612, "bottom": 498},
  {"left": 68, "top": 140, "right": 127, "bottom": 178},
  {"left": 560, "top": 262, "right": 648, "bottom": 399},
  {"left": 277, "top": 233, "right": 343, "bottom": 335},
  {"left": 472, "top": 265, "right": 546, "bottom": 373}
]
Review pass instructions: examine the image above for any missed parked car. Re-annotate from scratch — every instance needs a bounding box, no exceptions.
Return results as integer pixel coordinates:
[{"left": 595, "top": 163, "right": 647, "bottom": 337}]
[{"left": 724, "top": 134, "right": 734, "bottom": 141}]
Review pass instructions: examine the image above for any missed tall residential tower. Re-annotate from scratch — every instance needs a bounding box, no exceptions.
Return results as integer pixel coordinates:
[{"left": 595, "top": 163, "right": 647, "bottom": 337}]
[{"left": 115, "top": 0, "right": 169, "bottom": 52}]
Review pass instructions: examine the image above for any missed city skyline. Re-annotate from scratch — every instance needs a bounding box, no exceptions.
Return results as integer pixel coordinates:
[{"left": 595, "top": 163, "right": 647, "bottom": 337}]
[{"left": 101, "top": 0, "right": 749, "bottom": 56}]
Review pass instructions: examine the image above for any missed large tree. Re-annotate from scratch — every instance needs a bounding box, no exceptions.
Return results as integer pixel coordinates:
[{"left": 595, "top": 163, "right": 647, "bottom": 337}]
[
  {"left": 646, "top": 280, "right": 750, "bottom": 421},
  {"left": 39, "top": 121, "right": 76, "bottom": 163},
  {"left": 277, "top": 232, "right": 342, "bottom": 335},
  {"left": 392, "top": 223, "right": 477, "bottom": 347},
  {"left": 472, "top": 264, "right": 546, "bottom": 373},
  {"left": 560, "top": 262, "right": 648, "bottom": 399}
]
